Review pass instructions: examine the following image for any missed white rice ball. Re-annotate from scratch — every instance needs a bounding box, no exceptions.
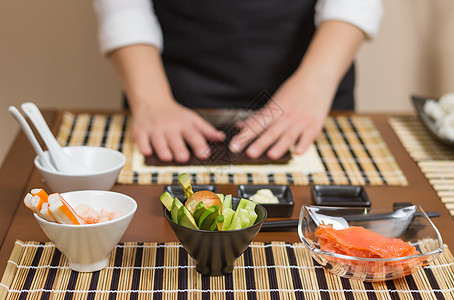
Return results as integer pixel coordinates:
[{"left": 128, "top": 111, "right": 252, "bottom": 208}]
[
  {"left": 438, "top": 114, "right": 454, "bottom": 140},
  {"left": 423, "top": 99, "right": 445, "bottom": 121},
  {"left": 439, "top": 93, "right": 454, "bottom": 113}
]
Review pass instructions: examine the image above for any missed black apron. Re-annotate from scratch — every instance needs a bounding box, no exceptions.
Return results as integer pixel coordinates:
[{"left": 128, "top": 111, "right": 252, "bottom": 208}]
[{"left": 152, "top": 0, "right": 355, "bottom": 110}]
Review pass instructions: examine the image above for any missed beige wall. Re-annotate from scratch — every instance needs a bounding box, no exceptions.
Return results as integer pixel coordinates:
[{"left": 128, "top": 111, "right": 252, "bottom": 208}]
[{"left": 1, "top": 0, "right": 454, "bottom": 165}]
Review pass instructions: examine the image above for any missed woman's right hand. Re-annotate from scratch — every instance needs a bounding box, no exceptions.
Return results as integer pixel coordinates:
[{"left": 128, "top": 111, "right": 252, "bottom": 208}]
[
  {"left": 131, "top": 100, "right": 225, "bottom": 162},
  {"left": 109, "top": 44, "right": 224, "bottom": 162}
]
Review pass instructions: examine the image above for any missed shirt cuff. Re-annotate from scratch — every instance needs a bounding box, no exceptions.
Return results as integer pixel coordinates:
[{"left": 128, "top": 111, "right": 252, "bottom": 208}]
[
  {"left": 93, "top": 0, "right": 163, "bottom": 55},
  {"left": 315, "top": 0, "right": 384, "bottom": 39}
]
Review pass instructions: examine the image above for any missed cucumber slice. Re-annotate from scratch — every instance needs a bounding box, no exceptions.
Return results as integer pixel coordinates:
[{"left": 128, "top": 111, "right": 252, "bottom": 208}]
[{"left": 222, "top": 194, "right": 232, "bottom": 211}]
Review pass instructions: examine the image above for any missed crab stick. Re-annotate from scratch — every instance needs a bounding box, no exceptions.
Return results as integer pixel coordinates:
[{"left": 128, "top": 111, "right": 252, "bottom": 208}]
[
  {"left": 48, "top": 193, "right": 86, "bottom": 225},
  {"left": 24, "top": 193, "right": 40, "bottom": 214},
  {"left": 24, "top": 191, "right": 57, "bottom": 222},
  {"left": 38, "top": 202, "right": 57, "bottom": 222},
  {"left": 30, "top": 189, "right": 57, "bottom": 222},
  {"left": 30, "top": 188, "right": 48, "bottom": 210}
]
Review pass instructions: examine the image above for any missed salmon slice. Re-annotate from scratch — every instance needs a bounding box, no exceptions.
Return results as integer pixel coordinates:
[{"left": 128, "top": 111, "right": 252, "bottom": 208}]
[{"left": 315, "top": 224, "right": 419, "bottom": 258}]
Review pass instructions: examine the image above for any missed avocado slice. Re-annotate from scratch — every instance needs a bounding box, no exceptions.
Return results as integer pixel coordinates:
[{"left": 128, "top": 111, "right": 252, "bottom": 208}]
[
  {"left": 198, "top": 205, "right": 220, "bottom": 230},
  {"left": 192, "top": 201, "right": 207, "bottom": 223},
  {"left": 178, "top": 173, "right": 194, "bottom": 198},
  {"left": 171, "top": 197, "right": 183, "bottom": 223},
  {"left": 177, "top": 205, "right": 198, "bottom": 229},
  {"left": 216, "top": 214, "right": 225, "bottom": 231},
  {"left": 160, "top": 192, "right": 174, "bottom": 211}
]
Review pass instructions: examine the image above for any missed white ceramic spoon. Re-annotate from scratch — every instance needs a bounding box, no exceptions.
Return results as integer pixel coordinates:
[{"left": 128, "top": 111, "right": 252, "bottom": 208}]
[
  {"left": 20, "top": 102, "right": 93, "bottom": 174},
  {"left": 8, "top": 106, "right": 57, "bottom": 172}
]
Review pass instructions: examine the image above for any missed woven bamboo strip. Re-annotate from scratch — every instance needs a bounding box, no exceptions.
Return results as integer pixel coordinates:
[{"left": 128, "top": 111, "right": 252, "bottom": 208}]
[
  {"left": 85, "top": 114, "right": 106, "bottom": 146},
  {"left": 0, "top": 241, "right": 23, "bottom": 299},
  {"left": 56, "top": 112, "right": 406, "bottom": 186},
  {"left": 315, "top": 134, "right": 349, "bottom": 185},
  {"left": 272, "top": 173, "right": 289, "bottom": 185},
  {"left": 120, "top": 116, "right": 134, "bottom": 180},
  {"left": 4, "top": 242, "right": 454, "bottom": 299},
  {"left": 56, "top": 112, "right": 74, "bottom": 146},
  {"left": 251, "top": 173, "right": 269, "bottom": 185},
  {"left": 271, "top": 242, "right": 293, "bottom": 300},
  {"left": 337, "top": 117, "right": 383, "bottom": 186},
  {"left": 352, "top": 118, "right": 399, "bottom": 186},
  {"left": 104, "top": 114, "right": 124, "bottom": 151},
  {"left": 325, "top": 118, "right": 365, "bottom": 186},
  {"left": 251, "top": 243, "right": 271, "bottom": 300},
  {"left": 67, "top": 113, "right": 90, "bottom": 146}
]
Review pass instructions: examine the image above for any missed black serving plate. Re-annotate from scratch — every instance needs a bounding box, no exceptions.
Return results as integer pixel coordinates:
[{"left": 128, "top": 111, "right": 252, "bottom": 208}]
[
  {"left": 311, "top": 185, "right": 370, "bottom": 207},
  {"left": 411, "top": 95, "right": 454, "bottom": 146},
  {"left": 163, "top": 185, "right": 217, "bottom": 200},
  {"left": 237, "top": 185, "right": 294, "bottom": 218}
]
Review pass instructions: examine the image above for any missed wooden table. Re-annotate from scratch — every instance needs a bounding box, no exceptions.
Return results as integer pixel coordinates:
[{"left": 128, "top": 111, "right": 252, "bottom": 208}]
[{"left": 1, "top": 111, "right": 453, "bottom": 275}]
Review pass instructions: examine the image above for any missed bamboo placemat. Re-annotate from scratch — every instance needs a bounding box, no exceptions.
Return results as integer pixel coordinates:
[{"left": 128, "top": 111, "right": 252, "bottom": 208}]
[
  {"left": 1, "top": 241, "right": 453, "bottom": 300},
  {"left": 55, "top": 112, "right": 407, "bottom": 186},
  {"left": 389, "top": 116, "right": 454, "bottom": 217}
]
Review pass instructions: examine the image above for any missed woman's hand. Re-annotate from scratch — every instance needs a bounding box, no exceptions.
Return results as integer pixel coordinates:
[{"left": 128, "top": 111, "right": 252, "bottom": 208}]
[
  {"left": 229, "top": 20, "right": 365, "bottom": 159},
  {"left": 110, "top": 44, "right": 224, "bottom": 162},
  {"left": 132, "top": 100, "right": 225, "bottom": 162},
  {"left": 229, "top": 76, "right": 333, "bottom": 159}
]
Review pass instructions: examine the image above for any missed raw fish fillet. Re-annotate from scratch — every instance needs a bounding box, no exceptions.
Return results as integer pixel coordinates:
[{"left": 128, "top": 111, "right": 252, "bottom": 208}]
[{"left": 315, "top": 224, "right": 420, "bottom": 258}]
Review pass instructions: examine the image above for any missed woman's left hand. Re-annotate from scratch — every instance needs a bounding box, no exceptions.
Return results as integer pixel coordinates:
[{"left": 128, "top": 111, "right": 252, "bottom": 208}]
[
  {"left": 229, "top": 76, "right": 333, "bottom": 159},
  {"left": 229, "top": 20, "right": 365, "bottom": 159}
]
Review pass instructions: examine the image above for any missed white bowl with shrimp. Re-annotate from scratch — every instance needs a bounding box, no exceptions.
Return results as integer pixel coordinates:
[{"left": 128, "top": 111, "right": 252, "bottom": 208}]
[
  {"left": 34, "top": 190, "right": 137, "bottom": 272},
  {"left": 34, "top": 146, "right": 126, "bottom": 192}
]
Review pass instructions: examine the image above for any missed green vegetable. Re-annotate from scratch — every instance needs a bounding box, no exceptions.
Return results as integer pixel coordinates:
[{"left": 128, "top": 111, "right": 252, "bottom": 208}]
[
  {"left": 160, "top": 192, "right": 174, "bottom": 211},
  {"left": 221, "top": 208, "right": 235, "bottom": 231},
  {"left": 198, "top": 205, "right": 220, "bottom": 230},
  {"left": 164, "top": 174, "right": 262, "bottom": 231},
  {"left": 177, "top": 205, "right": 198, "bottom": 229},
  {"left": 171, "top": 197, "right": 183, "bottom": 223},
  {"left": 178, "top": 173, "right": 194, "bottom": 198},
  {"left": 216, "top": 214, "right": 225, "bottom": 231},
  {"left": 192, "top": 201, "right": 207, "bottom": 223},
  {"left": 222, "top": 194, "right": 232, "bottom": 211}
]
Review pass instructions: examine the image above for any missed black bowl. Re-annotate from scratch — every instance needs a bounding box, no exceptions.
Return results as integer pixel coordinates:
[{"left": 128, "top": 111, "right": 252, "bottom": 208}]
[
  {"left": 163, "top": 185, "right": 217, "bottom": 200},
  {"left": 164, "top": 198, "right": 267, "bottom": 276}
]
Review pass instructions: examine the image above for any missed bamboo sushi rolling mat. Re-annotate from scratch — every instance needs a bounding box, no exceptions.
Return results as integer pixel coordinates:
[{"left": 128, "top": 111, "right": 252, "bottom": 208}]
[
  {"left": 389, "top": 116, "right": 454, "bottom": 217},
  {"left": 55, "top": 112, "right": 407, "bottom": 186},
  {"left": 1, "top": 241, "right": 453, "bottom": 300}
]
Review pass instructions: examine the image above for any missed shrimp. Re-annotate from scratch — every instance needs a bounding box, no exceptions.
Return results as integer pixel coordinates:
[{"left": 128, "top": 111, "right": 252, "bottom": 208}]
[{"left": 48, "top": 193, "right": 86, "bottom": 225}]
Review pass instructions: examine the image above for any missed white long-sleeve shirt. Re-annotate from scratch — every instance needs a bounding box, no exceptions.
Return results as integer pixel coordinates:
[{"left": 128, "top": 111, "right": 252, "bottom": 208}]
[{"left": 94, "top": 0, "right": 384, "bottom": 55}]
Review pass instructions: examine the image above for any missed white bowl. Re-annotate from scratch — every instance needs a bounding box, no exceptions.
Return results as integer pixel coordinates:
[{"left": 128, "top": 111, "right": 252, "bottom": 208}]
[
  {"left": 34, "top": 146, "right": 126, "bottom": 192},
  {"left": 34, "top": 190, "right": 137, "bottom": 272}
]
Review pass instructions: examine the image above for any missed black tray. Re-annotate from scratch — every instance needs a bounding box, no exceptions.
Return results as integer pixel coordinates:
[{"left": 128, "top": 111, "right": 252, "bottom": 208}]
[
  {"left": 237, "top": 184, "right": 294, "bottom": 218},
  {"left": 311, "top": 185, "right": 370, "bottom": 207},
  {"left": 411, "top": 95, "right": 454, "bottom": 146}
]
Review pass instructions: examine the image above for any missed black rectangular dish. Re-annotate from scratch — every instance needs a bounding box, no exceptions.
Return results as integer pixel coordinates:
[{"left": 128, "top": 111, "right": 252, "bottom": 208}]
[
  {"left": 411, "top": 95, "right": 454, "bottom": 146},
  {"left": 311, "top": 185, "right": 370, "bottom": 207},
  {"left": 237, "top": 184, "right": 294, "bottom": 217},
  {"left": 163, "top": 185, "right": 217, "bottom": 200}
]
